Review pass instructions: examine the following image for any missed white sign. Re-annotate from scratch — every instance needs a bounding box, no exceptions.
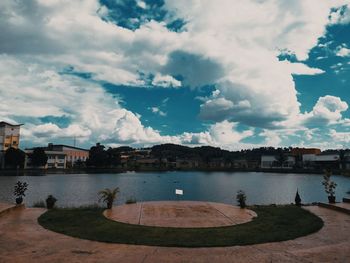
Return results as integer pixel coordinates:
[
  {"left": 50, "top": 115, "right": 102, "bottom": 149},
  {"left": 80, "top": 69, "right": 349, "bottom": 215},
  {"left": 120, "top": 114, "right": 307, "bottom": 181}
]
[{"left": 175, "top": 189, "right": 183, "bottom": 195}]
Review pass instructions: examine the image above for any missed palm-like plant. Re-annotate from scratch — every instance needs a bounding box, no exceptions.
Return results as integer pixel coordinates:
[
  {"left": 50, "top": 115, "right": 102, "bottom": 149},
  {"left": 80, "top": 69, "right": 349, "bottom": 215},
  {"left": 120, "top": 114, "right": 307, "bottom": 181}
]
[{"left": 98, "top": 187, "right": 119, "bottom": 209}]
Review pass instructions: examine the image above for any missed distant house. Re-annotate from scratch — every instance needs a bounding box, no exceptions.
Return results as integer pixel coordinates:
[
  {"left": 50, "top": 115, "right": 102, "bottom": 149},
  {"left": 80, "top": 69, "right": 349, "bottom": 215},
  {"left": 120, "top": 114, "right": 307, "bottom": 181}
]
[{"left": 261, "top": 155, "right": 295, "bottom": 169}]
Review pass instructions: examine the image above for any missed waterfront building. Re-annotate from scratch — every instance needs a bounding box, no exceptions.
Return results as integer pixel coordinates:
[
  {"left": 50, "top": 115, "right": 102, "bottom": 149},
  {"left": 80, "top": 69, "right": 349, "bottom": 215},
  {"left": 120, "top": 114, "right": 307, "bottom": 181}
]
[
  {"left": 260, "top": 155, "right": 296, "bottom": 169},
  {"left": 24, "top": 143, "right": 89, "bottom": 169},
  {"left": 45, "top": 143, "right": 89, "bottom": 167},
  {"left": 24, "top": 149, "right": 67, "bottom": 169},
  {"left": 302, "top": 153, "right": 340, "bottom": 170}
]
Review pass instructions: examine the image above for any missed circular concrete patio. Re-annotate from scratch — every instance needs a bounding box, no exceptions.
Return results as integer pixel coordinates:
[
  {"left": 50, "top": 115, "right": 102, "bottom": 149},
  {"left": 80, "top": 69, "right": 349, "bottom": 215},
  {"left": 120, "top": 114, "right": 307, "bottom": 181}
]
[{"left": 103, "top": 201, "right": 257, "bottom": 228}]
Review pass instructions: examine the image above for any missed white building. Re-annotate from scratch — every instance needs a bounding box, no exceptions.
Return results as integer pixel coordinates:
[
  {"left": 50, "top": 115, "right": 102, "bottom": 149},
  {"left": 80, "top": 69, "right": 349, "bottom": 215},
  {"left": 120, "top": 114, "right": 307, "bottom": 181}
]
[
  {"left": 302, "top": 153, "right": 340, "bottom": 169},
  {"left": 24, "top": 150, "right": 67, "bottom": 169}
]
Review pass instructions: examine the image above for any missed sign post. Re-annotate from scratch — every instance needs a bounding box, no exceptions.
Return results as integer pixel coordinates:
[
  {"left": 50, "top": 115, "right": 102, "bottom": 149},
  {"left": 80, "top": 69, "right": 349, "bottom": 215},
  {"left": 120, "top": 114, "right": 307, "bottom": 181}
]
[{"left": 175, "top": 189, "right": 183, "bottom": 201}]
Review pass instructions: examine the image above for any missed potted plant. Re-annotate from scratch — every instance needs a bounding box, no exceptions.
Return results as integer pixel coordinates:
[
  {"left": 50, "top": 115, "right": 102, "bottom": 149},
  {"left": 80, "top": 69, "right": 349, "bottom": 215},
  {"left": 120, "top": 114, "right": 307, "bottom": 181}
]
[
  {"left": 46, "top": 195, "right": 57, "bottom": 209},
  {"left": 13, "top": 181, "right": 28, "bottom": 205},
  {"left": 98, "top": 187, "right": 119, "bottom": 209},
  {"left": 322, "top": 170, "right": 337, "bottom": 203},
  {"left": 236, "top": 190, "right": 246, "bottom": 208}
]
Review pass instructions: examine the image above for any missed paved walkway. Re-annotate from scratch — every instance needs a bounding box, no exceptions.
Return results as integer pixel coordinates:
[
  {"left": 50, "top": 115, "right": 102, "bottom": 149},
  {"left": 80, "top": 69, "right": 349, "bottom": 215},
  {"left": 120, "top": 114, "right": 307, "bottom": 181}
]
[
  {"left": 104, "top": 201, "right": 257, "bottom": 227},
  {"left": 0, "top": 202, "right": 13, "bottom": 214},
  {"left": 0, "top": 206, "right": 349, "bottom": 262}
]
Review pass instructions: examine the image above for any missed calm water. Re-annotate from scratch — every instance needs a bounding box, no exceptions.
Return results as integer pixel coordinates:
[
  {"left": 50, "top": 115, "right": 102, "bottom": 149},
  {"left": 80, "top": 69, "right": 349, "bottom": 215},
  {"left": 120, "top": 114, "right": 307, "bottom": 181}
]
[{"left": 0, "top": 171, "right": 350, "bottom": 207}]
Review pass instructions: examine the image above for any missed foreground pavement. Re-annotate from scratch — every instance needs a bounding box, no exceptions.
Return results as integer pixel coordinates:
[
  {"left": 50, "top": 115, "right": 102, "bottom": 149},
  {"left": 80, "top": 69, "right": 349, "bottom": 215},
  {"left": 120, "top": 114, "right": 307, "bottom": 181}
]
[{"left": 0, "top": 205, "right": 349, "bottom": 263}]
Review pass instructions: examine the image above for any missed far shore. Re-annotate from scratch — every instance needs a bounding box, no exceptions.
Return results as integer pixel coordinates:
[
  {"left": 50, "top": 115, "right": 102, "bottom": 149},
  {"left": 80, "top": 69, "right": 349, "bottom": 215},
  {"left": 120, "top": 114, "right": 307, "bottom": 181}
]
[{"left": 1, "top": 167, "right": 350, "bottom": 177}]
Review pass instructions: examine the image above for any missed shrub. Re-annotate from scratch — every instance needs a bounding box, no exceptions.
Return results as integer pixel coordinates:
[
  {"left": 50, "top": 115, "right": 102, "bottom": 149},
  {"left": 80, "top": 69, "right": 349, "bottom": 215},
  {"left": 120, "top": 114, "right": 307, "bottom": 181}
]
[
  {"left": 295, "top": 190, "right": 301, "bottom": 206},
  {"left": 98, "top": 187, "right": 119, "bottom": 209},
  {"left": 46, "top": 195, "right": 57, "bottom": 209},
  {"left": 236, "top": 190, "right": 246, "bottom": 208}
]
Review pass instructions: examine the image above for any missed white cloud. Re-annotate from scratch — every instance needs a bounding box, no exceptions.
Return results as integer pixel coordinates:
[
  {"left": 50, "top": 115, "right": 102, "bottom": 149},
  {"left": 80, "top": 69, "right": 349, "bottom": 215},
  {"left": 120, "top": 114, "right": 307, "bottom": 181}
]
[
  {"left": 281, "top": 61, "right": 325, "bottom": 75},
  {"left": 329, "top": 4, "right": 350, "bottom": 24},
  {"left": 1, "top": 0, "right": 350, "bottom": 149},
  {"left": 136, "top": 0, "right": 147, "bottom": 9},
  {"left": 329, "top": 129, "right": 350, "bottom": 144},
  {"left": 336, "top": 46, "right": 350, "bottom": 57},
  {"left": 149, "top": 107, "right": 167, "bottom": 117},
  {"left": 152, "top": 73, "right": 181, "bottom": 88},
  {"left": 302, "top": 95, "right": 349, "bottom": 126}
]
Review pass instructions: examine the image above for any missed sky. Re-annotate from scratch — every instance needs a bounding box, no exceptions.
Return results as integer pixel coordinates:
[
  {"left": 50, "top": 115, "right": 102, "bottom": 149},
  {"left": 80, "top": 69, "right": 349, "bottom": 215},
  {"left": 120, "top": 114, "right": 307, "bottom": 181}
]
[{"left": 1, "top": 0, "right": 350, "bottom": 150}]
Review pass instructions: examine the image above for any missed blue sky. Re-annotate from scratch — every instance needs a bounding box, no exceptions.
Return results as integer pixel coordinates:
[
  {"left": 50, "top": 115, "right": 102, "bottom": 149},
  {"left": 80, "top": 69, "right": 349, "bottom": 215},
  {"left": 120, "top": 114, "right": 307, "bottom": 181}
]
[{"left": 1, "top": 0, "right": 350, "bottom": 150}]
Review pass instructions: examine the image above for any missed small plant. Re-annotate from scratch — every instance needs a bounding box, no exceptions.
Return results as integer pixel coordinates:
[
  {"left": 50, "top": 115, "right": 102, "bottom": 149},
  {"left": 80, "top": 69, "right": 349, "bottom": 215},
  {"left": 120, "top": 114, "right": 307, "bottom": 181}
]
[
  {"left": 13, "top": 181, "right": 28, "bottom": 205},
  {"left": 46, "top": 195, "right": 57, "bottom": 209},
  {"left": 32, "top": 200, "right": 46, "bottom": 208},
  {"left": 236, "top": 190, "right": 246, "bottom": 208},
  {"left": 322, "top": 170, "right": 337, "bottom": 203},
  {"left": 125, "top": 197, "right": 137, "bottom": 204},
  {"left": 98, "top": 187, "right": 119, "bottom": 209},
  {"left": 295, "top": 190, "right": 301, "bottom": 206}
]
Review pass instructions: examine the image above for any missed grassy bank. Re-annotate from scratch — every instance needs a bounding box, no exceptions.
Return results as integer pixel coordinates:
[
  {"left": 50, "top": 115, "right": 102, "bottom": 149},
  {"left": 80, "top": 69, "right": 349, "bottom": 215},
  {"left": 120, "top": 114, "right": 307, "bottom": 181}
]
[{"left": 38, "top": 205, "right": 323, "bottom": 247}]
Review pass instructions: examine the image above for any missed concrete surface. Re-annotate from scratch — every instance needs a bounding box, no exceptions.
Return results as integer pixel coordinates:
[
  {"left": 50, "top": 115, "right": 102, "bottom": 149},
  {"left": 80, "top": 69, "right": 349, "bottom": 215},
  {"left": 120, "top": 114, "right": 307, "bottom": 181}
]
[
  {"left": 104, "top": 201, "right": 257, "bottom": 227},
  {"left": 0, "top": 206, "right": 349, "bottom": 262},
  {"left": 0, "top": 202, "right": 24, "bottom": 217}
]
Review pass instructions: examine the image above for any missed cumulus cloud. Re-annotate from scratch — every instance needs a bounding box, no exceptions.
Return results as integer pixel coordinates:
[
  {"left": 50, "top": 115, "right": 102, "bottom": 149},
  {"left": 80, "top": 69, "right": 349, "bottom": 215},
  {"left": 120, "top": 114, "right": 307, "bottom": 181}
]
[
  {"left": 329, "top": 129, "right": 350, "bottom": 144},
  {"left": 1, "top": 0, "right": 350, "bottom": 148},
  {"left": 303, "top": 95, "right": 349, "bottom": 127}
]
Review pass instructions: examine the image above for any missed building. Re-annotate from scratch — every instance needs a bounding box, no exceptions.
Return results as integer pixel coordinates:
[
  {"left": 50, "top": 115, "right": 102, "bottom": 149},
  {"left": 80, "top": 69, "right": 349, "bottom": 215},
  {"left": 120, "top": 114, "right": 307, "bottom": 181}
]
[
  {"left": 0, "top": 121, "right": 22, "bottom": 151},
  {"left": 24, "top": 143, "right": 89, "bottom": 169},
  {"left": 302, "top": 153, "right": 340, "bottom": 169},
  {"left": 261, "top": 155, "right": 295, "bottom": 169},
  {"left": 24, "top": 149, "right": 67, "bottom": 169},
  {"left": 45, "top": 143, "right": 89, "bottom": 167},
  {"left": 0, "top": 121, "right": 22, "bottom": 168},
  {"left": 291, "top": 148, "right": 321, "bottom": 156}
]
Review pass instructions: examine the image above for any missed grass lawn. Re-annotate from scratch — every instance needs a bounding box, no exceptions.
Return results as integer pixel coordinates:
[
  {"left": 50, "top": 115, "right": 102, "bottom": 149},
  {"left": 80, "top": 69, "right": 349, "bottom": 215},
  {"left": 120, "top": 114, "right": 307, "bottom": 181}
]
[{"left": 38, "top": 205, "right": 323, "bottom": 247}]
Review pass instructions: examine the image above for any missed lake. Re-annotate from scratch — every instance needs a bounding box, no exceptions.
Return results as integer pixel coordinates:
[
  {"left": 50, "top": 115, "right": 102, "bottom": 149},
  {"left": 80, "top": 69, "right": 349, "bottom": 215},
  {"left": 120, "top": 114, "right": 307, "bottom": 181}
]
[{"left": 0, "top": 171, "right": 350, "bottom": 207}]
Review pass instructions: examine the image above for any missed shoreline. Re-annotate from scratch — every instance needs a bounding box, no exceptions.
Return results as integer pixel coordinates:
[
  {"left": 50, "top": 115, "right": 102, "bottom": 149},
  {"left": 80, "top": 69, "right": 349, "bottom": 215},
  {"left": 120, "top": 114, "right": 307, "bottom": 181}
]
[{"left": 1, "top": 167, "right": 350, "bottom": 176}]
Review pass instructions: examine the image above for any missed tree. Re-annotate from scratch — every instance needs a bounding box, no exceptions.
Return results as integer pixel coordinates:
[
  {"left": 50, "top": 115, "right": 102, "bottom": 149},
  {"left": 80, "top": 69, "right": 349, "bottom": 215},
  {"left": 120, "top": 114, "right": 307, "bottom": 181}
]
[
  {"left": 106, "top": 147, "right": 121, "bottom": 167},
  {"left": 86, "top": 143, "right": 108, "bottom": 167},
  {"left": 4, "top": 147, "right": 25, "bottom": 168},
  {"left": 275, "top": 153, "right": 287, "bottom": 167},
  {"left": 30, "top": 147, "right": 48, "bottom": 167}
]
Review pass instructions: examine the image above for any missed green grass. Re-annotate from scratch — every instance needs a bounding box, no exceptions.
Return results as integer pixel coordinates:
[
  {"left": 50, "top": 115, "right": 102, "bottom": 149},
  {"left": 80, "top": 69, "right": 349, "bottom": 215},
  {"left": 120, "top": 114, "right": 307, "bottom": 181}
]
[{"left": 38, "top": 205, "right": 323, "bottom": 247}]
